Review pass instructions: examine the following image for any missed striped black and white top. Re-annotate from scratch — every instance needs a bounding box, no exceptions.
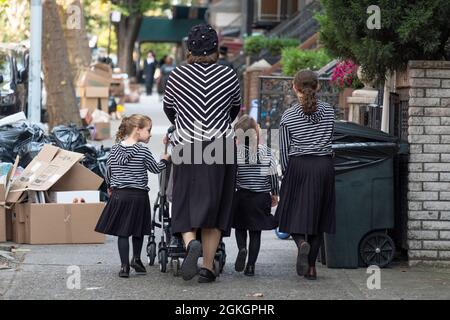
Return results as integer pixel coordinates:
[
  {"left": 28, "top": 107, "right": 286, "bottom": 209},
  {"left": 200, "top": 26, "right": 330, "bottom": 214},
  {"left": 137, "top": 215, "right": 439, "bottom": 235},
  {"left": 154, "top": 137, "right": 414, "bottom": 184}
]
[
  {"left": 279, "top": 101, "right": 335, "bottom": 174},
  {"left": 236, "top": 144, "right": 280, "bottom": 196},
  {"left": 105, "top": 143, "right": 168, "bottom": 191},
  {"left": 163, "top": 63, "right": 241, "bottom": 145}
]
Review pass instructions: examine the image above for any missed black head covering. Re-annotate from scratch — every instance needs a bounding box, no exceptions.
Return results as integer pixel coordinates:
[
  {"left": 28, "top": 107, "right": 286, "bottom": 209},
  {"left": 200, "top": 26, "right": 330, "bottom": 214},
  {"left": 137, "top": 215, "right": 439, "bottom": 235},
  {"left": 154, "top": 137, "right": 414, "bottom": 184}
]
[{"left": 187, "top": 24, "right": 219, "bottom": 56}]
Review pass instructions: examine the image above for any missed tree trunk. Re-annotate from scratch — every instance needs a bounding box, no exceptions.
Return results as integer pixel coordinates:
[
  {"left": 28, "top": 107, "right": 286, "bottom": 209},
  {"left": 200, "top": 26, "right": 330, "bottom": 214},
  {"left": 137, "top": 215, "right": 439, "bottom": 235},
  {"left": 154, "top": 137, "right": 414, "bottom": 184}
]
[
  {"left": 115, "top": 14, "right": 142, "bottom": 77},
  {"left": 56, "top": 0, "right": 91, "bottom": 85},
  {"left": 42, "top": 0, "right": 81, "bottom": 129}
]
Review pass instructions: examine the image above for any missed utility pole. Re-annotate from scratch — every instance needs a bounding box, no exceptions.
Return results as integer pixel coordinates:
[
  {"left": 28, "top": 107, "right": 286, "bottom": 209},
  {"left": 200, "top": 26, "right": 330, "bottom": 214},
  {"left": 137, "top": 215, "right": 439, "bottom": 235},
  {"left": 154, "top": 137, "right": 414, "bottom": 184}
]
[{"left": 28, "top": 0, "right": 43, "bottom": 123}]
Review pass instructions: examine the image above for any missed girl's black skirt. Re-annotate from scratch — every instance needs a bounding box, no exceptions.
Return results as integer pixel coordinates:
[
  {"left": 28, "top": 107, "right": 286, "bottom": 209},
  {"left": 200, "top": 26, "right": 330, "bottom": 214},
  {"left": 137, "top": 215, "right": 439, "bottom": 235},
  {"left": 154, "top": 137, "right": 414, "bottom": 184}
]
[
  {"left": 171, "top": 137, "right": 237, "bottom": 236},
  {"left": 275, "top": 155, "right": 336, "bottom": 235},
  {"left": 232, "top": 189, "right": 277, "bottom": 231},
  {"left": 95, "top": 188, "right": 151, "bottom": 237}
]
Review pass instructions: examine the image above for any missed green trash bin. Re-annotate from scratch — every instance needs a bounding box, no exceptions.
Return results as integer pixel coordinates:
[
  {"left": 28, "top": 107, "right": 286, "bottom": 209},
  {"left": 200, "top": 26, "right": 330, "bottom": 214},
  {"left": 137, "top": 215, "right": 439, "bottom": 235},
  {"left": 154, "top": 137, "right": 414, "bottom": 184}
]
[{"left": 324, "top": 121, "right": 399, "bottom": 269}]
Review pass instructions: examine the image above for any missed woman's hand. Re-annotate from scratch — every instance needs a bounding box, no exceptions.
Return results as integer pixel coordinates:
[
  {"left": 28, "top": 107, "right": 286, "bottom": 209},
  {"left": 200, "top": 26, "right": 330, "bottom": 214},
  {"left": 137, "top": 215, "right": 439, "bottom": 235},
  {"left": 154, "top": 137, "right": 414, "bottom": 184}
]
[
  {"left": 271, "top": 195, "right": 279, "bottom": 207},
  {"left": 163, "top": 135, "right": 169, "bottom": 145},
  {"left": 161, "top": 153, "right": 171, "bottom": 161},
  {"left": 108, "top": 188, "right": 112, "bottom": 197}
]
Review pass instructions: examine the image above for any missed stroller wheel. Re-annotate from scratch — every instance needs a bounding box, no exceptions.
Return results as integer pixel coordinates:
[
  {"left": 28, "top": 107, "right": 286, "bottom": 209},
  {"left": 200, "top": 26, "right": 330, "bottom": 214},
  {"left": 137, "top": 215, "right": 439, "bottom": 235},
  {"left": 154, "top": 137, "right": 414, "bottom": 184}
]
[
  {"left": 147, "top": 242, "right": 157, "bottom": 266},
  {"left": 213, "top": 259, "right": 220, "bottom": 277},
  {"left": 173, "top": 259, "right": 181, "bottom": 277},
  {"left": 159, "top": 249, "right": 168, "bottom": 273}
]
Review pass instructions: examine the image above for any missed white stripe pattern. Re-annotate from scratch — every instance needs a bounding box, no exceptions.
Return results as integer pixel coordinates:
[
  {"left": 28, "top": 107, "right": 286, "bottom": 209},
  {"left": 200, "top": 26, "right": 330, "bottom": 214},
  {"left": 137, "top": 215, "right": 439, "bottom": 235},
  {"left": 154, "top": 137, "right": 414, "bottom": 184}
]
[
  {"left": 106, "top": 143, "right": 167, "bottom": 191},
  {"left": 236, "top": 144, "right": 280, "bottom": 195},
  {"left": 279, "top": 100, "right": 335, "bottom": 174},
  {"left": 163, "top": 63, "right": 241, "bottom": 145}
]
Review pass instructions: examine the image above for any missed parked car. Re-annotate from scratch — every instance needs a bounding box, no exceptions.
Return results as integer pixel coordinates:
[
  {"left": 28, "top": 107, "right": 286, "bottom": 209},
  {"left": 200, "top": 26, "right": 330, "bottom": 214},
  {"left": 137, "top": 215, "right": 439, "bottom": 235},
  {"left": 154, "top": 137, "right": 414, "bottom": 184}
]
[{"left": 0, "top": 44, "right": 28, "bottom": 118}]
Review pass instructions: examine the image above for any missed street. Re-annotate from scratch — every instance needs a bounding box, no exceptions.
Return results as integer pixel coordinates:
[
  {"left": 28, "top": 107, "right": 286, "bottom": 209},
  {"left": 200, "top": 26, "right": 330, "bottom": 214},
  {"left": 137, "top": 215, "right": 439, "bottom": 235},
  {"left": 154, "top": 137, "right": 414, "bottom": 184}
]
[{"left": 1, "top": 94, "right": 450, "bottom": 300}]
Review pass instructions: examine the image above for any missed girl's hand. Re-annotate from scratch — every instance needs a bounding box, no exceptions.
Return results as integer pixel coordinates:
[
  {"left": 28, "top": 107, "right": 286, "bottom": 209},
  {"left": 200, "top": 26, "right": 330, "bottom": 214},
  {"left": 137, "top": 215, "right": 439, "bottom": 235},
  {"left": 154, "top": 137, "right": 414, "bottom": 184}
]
[{"left": 271, "top": 195, "right": 279, "bottom": 207}]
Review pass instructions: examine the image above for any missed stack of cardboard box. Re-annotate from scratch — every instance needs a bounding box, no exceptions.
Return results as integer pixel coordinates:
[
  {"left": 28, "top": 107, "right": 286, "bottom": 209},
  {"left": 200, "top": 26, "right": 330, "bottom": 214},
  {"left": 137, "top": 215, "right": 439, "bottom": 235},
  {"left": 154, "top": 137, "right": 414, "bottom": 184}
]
[
  {"left": 76, "top": 63, "right": 112, "bottom": 114},
  {"left": 0, "top": 145, "right": 105, "bottom": 244}
]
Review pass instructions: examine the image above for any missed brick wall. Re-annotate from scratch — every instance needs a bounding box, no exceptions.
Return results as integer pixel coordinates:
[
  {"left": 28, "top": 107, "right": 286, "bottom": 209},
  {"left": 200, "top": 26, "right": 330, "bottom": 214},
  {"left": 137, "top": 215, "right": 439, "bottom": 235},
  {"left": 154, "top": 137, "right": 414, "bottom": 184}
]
[{"left": 407, "top": 60, "right": 450, "bottom": 267}]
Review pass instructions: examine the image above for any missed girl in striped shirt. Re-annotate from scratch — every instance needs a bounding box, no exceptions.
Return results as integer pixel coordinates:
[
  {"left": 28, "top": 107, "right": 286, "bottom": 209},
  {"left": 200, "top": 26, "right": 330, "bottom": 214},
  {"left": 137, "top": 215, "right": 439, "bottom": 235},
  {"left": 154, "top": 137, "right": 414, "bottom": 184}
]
[
  {"left": 275, "top": 70, "right": 336, "bottom": 280},
  {"left": 232, "top": 115, "right": 279, "bottom": 276},
  {"left": 95, "top": 114, "right": 170, "bottom": 278}
]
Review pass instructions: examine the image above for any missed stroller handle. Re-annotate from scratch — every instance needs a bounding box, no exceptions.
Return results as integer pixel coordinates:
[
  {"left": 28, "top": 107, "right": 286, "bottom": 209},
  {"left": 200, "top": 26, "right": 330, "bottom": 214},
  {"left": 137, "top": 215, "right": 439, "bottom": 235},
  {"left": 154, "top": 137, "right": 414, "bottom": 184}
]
[{"left": 164, "top": 125, "right": 175, "bottom": 154}]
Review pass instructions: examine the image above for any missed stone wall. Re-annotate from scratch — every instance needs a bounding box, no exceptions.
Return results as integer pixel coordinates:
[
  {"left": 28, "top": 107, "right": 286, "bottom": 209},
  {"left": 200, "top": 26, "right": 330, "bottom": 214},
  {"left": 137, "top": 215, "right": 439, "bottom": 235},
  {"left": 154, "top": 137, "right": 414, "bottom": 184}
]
[{"left": 406, "top": 60, "right": 450, "bottom": 266}]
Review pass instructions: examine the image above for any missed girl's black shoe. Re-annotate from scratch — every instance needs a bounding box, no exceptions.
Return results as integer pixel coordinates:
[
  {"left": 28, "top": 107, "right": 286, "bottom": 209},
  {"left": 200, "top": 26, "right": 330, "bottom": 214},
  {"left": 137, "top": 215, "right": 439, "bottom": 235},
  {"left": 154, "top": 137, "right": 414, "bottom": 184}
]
[
  {"left": 119, "top": 265, "right": 130, "bottom": 278},
  {"left": 198, "top": 267, "right": 216, "bottom": 283},
  {"left": 131, "top": 258, "right": 147, "bottom": 273},
  {"left": 244, "top": 265, "right": 255, "bottom": 276},
  {"left": 234, "top": 248, "right": 247, "bottom": 272}
]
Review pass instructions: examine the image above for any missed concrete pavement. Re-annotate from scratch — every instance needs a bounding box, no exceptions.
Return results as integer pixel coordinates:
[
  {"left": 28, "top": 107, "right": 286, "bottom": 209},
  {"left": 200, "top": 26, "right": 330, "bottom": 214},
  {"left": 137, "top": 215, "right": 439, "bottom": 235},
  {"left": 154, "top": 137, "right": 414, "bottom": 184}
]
[{"left": 1, "top": 93, "right": 450, "bottom": 300}]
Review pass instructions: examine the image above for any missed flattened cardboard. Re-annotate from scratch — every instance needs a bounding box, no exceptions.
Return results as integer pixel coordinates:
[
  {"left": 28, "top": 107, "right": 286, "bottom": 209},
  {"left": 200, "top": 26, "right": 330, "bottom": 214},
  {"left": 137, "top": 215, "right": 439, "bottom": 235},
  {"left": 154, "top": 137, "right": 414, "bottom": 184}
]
[
  {"left": 51, "top": 163, "right": 103, "bottom": 191},
  {"left": 7, "top": 145, "right": 84, "bottom": 203},
  {"left": 80, "top": 97, "right": 108, "bottom": 113},
  {"left": 22, "top": 203, "right": 105, "bottom": 244},
  {"left": 12, "top": 204, "right": 27, "bottom": 244},
  {"left": 0, "top": 206, "right": 5, "bottom": 242}
]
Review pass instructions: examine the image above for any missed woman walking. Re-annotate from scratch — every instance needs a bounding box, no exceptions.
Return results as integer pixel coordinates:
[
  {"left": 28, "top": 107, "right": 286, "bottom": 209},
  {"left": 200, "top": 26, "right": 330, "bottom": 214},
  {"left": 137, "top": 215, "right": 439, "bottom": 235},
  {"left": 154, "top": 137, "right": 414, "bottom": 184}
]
[
  {"left": 275, "top": 69, "right": 336, "bottom": 280},
  {"left": 163, "top": 24, "right": 241, "bottom": 283}
]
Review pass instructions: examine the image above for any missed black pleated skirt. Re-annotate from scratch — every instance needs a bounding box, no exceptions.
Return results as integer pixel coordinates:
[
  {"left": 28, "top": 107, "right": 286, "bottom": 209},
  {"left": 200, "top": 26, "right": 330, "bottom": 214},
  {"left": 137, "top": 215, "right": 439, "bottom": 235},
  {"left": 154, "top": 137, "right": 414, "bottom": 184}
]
[
  {"left": 95, "top": 188, "right": 151, "bottom": 237},
  {"left": 232, "top": 189, "right": 278, "bottom": 231},
  {"left": 275, "top": 155, "right": 336, "bottom": 235},
  {"left": 171, "top": 137, "right": 237, "bottom": 235}
]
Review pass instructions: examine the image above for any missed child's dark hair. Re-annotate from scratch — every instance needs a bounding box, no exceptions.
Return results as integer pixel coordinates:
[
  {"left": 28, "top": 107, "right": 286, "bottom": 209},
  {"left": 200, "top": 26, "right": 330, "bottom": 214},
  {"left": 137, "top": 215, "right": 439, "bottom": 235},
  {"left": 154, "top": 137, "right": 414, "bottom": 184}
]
[
  {"left": 234, "top": 115, "right": 259, "bottom": 151},
  {"left": 116, "top": 114, "right": 152, "bottom": 142},
  {"left": 293, "top": 69, "right": 319, "bottom": 115}
]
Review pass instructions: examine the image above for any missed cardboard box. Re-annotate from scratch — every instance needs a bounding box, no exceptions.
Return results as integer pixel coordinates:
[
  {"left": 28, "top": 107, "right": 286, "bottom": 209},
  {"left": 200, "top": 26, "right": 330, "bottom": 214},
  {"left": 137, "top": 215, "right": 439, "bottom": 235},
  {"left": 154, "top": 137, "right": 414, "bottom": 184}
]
[
  {"left": 18, "top": 203, "right": 105, "bottom": 244},
  {"left": 5, "top": 209, "right": 12, "bottom": 241},
  {"left": 6, "top": 145, "right": 106, "bottom": 244},
  {"left": 0, "top": 157, "right": 19, "bottom": 242},
  {"left": 89, "top": 122, "right": 111, "bottom": 141},
  {"left": 48, "top": 191, "right": 100, "bottom": 204},
  {"left": 80, "top": 97, "right": 108, "bottom": 113},
  {"left": 77, "top": 69, "right": 111, "bottom": 87},
  {"left": 12, "top": 204, "right": 26, "bottom": 244},
  {"left": 77, "top": 86, "right": 109, "bottom": 98}
]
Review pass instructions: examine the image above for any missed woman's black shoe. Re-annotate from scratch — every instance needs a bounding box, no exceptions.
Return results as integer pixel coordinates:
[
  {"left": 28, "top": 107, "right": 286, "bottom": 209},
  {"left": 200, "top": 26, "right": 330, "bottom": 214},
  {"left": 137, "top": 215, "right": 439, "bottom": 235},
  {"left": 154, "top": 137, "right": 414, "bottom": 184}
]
[
  {"left": 304, "top": 267, "right": 317, "bottom": 280},
  {"left": 131, "top": 258, "right": 147, "bottom": 274},
  {"left": 244, "top": 265, "right": 255, "bottom": 276},
  {"left": 119, "top": 265, "right": 130, "bottom": 278},
  {"left": 296, "top": 241, "right": 310, "bottom": 276},
  {"left": 198, "top": 267, "right": 216, "bottom": 283},
  {"left": 234, "top": 248, "right": 247, "bottom": 272},
  {"left": 181, "top": 240, "right": 202, "bottom": 280}
]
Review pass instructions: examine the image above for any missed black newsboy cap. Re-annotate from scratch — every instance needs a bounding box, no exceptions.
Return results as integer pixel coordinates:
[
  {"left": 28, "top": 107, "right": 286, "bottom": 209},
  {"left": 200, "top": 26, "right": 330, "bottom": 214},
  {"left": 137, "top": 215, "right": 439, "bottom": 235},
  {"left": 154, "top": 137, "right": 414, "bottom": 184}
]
[{"left": 187, "top": 24, "right": 219, "bottom": 56}]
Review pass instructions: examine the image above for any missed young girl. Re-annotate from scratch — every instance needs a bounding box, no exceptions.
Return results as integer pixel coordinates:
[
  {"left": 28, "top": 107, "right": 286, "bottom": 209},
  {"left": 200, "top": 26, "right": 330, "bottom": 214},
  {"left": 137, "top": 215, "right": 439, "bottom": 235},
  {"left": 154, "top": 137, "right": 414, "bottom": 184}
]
[
  {"left": 275, "top": 70, "right": 336, "bottom": 280},
  {"left": 232, "top": 115, "right": 279, "bottom": 276},
  {"left": 95, "top": 114, "right": 170, "bottom": 278}
]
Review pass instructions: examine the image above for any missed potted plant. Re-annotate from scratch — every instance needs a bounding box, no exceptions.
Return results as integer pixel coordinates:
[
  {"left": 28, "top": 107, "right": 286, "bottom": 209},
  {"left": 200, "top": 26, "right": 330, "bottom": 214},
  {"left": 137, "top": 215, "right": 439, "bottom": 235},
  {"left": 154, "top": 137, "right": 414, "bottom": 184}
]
[{"left": 331, "top": 60, "right": 364, "bottom": 118}]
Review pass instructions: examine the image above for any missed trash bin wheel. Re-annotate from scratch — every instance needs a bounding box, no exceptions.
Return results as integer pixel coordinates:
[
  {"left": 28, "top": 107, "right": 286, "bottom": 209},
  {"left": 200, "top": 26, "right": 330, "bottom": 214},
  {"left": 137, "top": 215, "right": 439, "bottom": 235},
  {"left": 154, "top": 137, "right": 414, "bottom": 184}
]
[{"left": 359, "top": 232, "right": 395, "bottom": 268}]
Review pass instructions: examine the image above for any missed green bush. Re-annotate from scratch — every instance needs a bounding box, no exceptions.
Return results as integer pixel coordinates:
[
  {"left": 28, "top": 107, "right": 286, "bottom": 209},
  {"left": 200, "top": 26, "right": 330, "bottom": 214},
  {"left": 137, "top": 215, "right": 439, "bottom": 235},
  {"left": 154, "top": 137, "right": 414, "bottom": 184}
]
[
  {"left": 244, "top": 36, "right": 300, "bottom": 57},
  {"left": 317, "top": 0, "right": 450, "bottom": 84},
  {"left": 281, "top": 48, "right": 331, "bottom": 76},
  {"left": 243, "top": 35, "right": 267, "bottom": 56}
]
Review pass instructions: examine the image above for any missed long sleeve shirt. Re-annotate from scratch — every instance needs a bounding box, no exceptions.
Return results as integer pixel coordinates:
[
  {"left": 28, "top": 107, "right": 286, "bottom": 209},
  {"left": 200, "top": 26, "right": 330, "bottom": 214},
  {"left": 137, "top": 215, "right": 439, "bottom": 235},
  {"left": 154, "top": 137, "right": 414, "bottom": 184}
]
[
  {"left": 106, "top": 142, "right": 168, "bottom": 191},
  {"left": 163, "top": 62, "right": 241, "bottom": 145},
  {"left": 279, "top": 101, "right": 335, "bottom": 174},
  {"left": 236, "top": 144, "right": 280, "bottom": 196}
]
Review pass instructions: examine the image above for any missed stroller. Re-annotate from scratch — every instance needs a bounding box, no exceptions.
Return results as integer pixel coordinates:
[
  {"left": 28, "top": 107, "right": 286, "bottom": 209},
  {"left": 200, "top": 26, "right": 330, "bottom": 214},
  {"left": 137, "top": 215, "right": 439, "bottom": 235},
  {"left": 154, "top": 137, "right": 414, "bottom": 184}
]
[{"left": 146, "top": 126, "right": 227, "bottom": 276}]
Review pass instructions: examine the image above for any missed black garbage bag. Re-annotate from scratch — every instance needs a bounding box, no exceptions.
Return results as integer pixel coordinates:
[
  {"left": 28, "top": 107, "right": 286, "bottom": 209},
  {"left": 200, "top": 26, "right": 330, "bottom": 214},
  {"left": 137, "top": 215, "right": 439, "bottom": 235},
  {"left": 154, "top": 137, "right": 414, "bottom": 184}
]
[
  {"left": 332, "top": 121, "right": 399, "bottom": 174},
  {"left": 0, "top": 120, "right": 51, "bottom": 166},
  {"left": 108, "top": 96, "right": 117, "bottom": 113},
  {"left": 49, "top": 124, "right": 87, "bottom": 151}
]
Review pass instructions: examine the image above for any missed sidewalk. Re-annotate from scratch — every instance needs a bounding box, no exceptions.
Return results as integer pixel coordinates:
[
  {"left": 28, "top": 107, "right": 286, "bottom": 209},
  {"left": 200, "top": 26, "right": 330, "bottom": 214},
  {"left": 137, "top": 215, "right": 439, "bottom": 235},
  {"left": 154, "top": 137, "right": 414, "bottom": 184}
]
[{"left": 1, "top": 94, "right": 450, "bottom": 300}]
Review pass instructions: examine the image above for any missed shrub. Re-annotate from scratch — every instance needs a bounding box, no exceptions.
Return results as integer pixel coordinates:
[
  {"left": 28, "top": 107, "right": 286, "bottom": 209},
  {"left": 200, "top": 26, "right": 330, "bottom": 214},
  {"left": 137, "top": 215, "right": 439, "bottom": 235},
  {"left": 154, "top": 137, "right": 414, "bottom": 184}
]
[{"left": 281, "top": 48, "right": 331, "bottom": 76}]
